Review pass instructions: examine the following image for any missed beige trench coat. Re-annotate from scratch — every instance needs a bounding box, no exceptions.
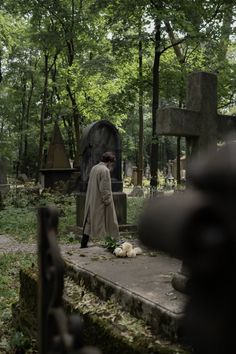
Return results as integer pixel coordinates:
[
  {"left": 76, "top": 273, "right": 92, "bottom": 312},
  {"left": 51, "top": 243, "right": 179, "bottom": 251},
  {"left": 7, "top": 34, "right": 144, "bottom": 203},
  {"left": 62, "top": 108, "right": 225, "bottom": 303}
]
[{"left": 83, "top": 162, "right": 119, "bottom": 239}]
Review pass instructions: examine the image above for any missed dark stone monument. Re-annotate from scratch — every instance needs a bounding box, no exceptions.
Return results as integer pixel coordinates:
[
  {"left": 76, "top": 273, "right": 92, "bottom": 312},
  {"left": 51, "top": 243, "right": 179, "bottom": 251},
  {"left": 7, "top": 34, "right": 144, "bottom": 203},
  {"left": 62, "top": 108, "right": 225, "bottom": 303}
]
[
  {"left": 76, "top": 120, "right": 127, "bottom": 227},
  {"left": 156, "top": 71, "right": 236, "bottom": 293},
  {"left": 157, "top": 72, "right": 236, "bottom": 158},
  {"left": 40, "top": 122, "right": 75, "bottom": 189}
]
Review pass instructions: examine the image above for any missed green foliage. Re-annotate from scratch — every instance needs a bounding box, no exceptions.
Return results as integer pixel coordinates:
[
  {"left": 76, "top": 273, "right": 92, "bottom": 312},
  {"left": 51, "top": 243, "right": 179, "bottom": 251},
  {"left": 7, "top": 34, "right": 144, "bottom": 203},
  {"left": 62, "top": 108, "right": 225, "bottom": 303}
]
[
  {"left": 103, "top": 236, "right": 119, "bottom": 253},
  {"left": 0, "top": 253, "right": 36, "bottom": 353},
  {"left": 0, "top": 0, "right": 235, "bottom": 175},
  {"left": 9, "top": 331, "right": 32, "bottom": 352},
  {"left": 127, "top": 197, "right": 145, "bottom": 225},
  {"left": 0, "top": 189, "right": 144, "bottom": 242},
  {"left": 0, "top": 190, "right": 76, "bottom": 243}
]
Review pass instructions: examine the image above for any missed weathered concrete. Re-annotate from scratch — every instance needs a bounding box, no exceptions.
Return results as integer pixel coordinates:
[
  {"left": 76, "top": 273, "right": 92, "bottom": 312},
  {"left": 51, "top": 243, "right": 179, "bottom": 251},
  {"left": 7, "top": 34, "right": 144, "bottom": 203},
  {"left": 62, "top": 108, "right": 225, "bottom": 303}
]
[
  {"left": 63, "top": 245, "right": 186, "bottom": 339},
  {"left": 157, "top": 72, "right": 236, "bottom": 155},
  {"left": 157, "top": 72, "right": 236, "bottom": 292},
  {"left": 15, "top": 267, "right": 188, "bottom": 354},
  {"left": 2, "top": 234, "right": 185, "bottom": 341}
]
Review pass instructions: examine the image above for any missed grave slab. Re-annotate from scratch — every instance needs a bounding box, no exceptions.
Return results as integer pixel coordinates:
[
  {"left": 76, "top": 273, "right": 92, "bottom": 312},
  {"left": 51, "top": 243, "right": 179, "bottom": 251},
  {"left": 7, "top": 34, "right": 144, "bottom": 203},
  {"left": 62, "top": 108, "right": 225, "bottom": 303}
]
[{"left": 63, "top": 244, "right": 186, "bottom": 339}]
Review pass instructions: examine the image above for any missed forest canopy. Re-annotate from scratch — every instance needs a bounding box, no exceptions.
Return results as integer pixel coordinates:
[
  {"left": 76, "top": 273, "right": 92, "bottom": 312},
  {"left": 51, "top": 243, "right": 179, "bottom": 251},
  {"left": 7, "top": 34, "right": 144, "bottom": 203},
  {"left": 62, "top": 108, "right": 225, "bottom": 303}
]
[{"left": 0, "top": 0, "right": 235, "bottom": 178}]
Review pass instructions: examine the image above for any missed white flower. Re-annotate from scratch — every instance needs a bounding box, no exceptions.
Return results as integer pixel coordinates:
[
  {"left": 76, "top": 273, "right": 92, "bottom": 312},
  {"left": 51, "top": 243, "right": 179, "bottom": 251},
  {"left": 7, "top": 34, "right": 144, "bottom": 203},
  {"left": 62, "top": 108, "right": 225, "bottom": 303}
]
[
  {"left": 133, "top": 247, "right": 142, "bottom": 255},
  {"left": 127, "top": 249, "right": 137, "bottom": 258},
  {"left": 114, "top": 247, "right": 126, "bottom": 257},
  {"left": 121, "top": 242, "right": 133, "bottom": 253}
]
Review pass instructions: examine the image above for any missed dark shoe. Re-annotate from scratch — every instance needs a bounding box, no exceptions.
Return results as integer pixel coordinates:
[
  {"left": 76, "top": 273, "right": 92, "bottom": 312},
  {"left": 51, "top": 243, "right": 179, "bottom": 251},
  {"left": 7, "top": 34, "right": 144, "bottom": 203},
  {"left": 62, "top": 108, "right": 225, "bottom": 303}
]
[{"left": 80, "top": 234, "right": 89, "bottom": 248}]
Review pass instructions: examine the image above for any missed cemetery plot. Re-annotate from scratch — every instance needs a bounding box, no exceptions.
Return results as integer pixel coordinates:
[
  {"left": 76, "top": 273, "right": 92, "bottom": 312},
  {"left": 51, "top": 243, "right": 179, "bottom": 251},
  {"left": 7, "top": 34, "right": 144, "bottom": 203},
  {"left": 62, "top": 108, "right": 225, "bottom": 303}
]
[{"left": 12, "top": 206, "right": 187, "bottom": 354}]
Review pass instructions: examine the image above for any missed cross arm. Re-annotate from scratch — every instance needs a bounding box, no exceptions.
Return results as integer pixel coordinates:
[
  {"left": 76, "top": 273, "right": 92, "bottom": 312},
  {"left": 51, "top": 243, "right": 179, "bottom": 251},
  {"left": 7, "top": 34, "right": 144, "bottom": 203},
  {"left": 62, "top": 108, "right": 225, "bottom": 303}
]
[
  {"left": 157, "top": 107, "right": 201, "bottom": 137},
  {"left": 217, "top": 114, "right": 236, "bottom": 139}
]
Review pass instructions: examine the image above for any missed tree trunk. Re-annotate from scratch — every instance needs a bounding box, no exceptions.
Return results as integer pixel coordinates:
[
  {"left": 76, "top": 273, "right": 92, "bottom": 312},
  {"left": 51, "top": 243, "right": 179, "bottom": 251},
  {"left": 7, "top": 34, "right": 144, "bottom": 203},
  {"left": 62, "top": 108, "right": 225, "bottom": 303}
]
[
  {"left": 65, "top": 34, "right": 81, "bottom": 166},
  {"left": 165, "top": 21, "right": 185, "bottom": 64},
  {"left": 17, "top": 77, "right": 27, "bottom": 176},
  {"left": 65, "top": 0, "right": 81, "bottom": 165},
  {"left": 165, "top": 21, "right": 186, "bottom": 185},
  {"left": 177, "top": 137, "right": 181, "bottom": 184},
  {"left": 24, "top": 72, "right": 35, "bottom": 174},
  {"left": 150, "top": 18, "right": 161, "bottom": 192},
  {"left": 218, "top": 2, "right": 233, "bottom": 64},
  {"left": 66, "top": 83, "right": 81, "bottom": 165},
  {"left": 62, "top": 115, "right": 75, "bottom": 159},
  {"left": 137, "top": 20, "right": 144, "bottom": 186},
  {"left": 36, "top": 53, "right": 49, "bottom": 181}
]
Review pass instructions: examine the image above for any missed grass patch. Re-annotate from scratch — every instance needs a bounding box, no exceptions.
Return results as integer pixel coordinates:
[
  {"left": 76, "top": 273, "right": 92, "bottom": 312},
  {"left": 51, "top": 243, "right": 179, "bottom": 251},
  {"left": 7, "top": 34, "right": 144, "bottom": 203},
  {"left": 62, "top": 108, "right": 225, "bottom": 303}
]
[
  {"left": 127, "top": 197, "right": 145, "bottom": 224},
  {"left": 0, "top": 190, "right": 76, "bottom": 243},
  {"left": 0, "top": 207, "right": 36, "bottom": 243},
  {"left": 0, "top": 253, "right": 36, "bottom": 353},
  {"left": 0, "top": 189, "right": 145, "bottom": 243}
]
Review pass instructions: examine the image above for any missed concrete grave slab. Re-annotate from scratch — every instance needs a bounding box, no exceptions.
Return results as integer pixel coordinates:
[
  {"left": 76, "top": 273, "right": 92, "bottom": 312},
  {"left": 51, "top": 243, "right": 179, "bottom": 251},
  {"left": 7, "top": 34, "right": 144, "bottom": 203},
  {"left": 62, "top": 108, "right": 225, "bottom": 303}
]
[{"left": 63, "top": 244, "right": 186, "bottom": 339}]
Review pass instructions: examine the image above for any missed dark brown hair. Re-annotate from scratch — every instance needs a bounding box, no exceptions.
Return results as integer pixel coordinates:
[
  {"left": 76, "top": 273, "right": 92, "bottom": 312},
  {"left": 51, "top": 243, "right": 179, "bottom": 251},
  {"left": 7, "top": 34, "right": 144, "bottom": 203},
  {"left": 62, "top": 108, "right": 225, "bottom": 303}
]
[{"left": 101, "top": 151, "right": 116, "bottom": 163}]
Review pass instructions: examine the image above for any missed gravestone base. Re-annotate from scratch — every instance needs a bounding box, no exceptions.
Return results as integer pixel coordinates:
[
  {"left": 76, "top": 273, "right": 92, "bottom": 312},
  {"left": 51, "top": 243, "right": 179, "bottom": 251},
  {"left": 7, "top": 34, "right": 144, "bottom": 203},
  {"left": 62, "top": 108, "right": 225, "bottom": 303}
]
[
  {"left": 16, "top": 265, "right": 186, "bottom": 353},
  {"left": 40, "top": 168, "right": 76, "bottom": 190},
  {"left": 76, "top": 192, "right": 128, "bottom": 227}
]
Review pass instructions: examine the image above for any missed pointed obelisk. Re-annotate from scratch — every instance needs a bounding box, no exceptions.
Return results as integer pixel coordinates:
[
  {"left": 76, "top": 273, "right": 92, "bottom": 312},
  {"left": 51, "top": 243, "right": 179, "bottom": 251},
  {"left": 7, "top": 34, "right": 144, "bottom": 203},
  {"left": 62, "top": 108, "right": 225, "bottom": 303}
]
[
  {"left": 40, "top": 122, "right": 75, "bottom": 189},
  {"left": 45, "top": 122, "right": 71, "bottom": 169}
]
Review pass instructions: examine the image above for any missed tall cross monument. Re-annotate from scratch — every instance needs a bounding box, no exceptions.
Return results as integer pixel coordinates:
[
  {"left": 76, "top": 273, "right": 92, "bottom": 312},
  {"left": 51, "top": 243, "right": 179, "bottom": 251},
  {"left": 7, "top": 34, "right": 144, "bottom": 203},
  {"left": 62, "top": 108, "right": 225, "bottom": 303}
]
[
  {"left": 156, "top": 71, "right": 236, "bottom": 293},
  {"left": 157, "top": 72, "right": 236, "bottom": 160}
]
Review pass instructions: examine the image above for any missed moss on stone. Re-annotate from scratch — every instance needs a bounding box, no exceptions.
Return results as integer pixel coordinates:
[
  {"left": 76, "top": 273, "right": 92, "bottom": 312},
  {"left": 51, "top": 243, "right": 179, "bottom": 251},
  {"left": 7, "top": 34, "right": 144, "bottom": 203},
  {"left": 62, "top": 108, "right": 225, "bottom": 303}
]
[
  {"left": 64, "top": 277, "right": 188, "bottom": 354},
  {"left": 16, "top": 267, "right": 189, "bottom": 354}
]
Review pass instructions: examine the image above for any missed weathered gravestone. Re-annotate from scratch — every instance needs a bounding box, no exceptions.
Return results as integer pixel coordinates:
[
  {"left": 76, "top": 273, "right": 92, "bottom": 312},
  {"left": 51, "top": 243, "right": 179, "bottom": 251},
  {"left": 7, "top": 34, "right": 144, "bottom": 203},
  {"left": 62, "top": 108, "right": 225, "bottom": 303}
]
[
  {"left": 76, "top": 120, "right": 127, "bottom": 227},
  {"left": 123, "top": 160, "right": 133, "bottom": 178},
  {"left": 40, "top": 122, "right": 75, "bottom": 189},
  {"left": 172, "top": 156, "right": 186, "bottom": 182},
  {"left": 139, "top": 141, "right": 236, "bottom": 354},
  {"left": 157, "top": 72, "right": 236, "bottom": 163},
  {"left": 165, "top": 160, "right": 175, "bottom": 187},
  {"left": 156, "top": 71, "right": 236, "bottom": 291}
]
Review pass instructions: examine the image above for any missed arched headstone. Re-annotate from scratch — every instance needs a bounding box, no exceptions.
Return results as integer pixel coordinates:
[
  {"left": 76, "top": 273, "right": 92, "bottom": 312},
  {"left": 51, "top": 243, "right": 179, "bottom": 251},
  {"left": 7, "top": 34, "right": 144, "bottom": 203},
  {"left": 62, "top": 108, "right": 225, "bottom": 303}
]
[
  {"left": 77, "top": 120, "right": 122, "bottom": 192},
  {"left": 76, "top": 120, "right": 127, "bottom": 227}
]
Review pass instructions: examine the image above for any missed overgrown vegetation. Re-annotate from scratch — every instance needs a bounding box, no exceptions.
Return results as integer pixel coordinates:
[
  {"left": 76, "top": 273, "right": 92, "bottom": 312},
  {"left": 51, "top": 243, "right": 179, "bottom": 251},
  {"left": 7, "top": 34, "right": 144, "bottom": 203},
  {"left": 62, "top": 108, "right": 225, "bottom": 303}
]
[
  {"left": 0, "top": 189, "right": 145, "bottom": 243},
  {"left": 0, "top": 189, "right": 76, "bottom": 242},
  {"left": 0, "top": 253, "right": 36, "bottom": 354},
  {"left": 0, "top": 1, "right": 235, "bottom": 179}
]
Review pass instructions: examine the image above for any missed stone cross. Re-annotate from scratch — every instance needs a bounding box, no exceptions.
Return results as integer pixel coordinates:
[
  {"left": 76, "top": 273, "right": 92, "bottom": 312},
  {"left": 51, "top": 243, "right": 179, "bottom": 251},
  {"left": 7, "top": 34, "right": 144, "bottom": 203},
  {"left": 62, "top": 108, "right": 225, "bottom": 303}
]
[{"left": 157, "top": 72, "right": 236, "bottom": 156}]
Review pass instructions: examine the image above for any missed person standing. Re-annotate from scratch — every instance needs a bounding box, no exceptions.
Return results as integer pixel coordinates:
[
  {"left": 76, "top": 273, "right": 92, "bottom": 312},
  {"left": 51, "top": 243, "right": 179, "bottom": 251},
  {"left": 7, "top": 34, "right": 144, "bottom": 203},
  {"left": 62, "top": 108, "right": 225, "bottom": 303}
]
[{"left": 81, "top": 152, "right": 119, "bottom": 248}]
